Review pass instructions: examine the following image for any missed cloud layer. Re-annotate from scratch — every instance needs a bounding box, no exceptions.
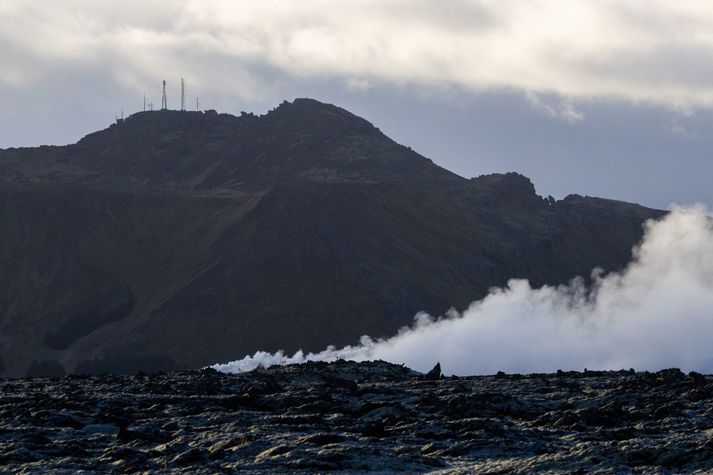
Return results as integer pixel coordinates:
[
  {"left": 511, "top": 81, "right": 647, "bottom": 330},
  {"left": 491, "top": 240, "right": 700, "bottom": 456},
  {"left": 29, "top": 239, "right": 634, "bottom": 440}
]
[
  {"left": 2, "top": 2, "right": 712, "bottom": 210},
  {"left": 213, "top": 206, "right": 713, "bottom": 375},
  {"left": 3, "top": 1, "right": 713, "bottom": 108}
]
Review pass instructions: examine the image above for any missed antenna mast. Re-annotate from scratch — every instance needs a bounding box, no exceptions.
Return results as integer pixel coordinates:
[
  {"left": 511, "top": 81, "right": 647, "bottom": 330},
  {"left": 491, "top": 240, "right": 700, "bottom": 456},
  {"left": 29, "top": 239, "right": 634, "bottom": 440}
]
[
  {"left": 181, "top": 78, "right": 186, "bottom": 111},
  {"left": 161, "top": 80, "right": 167, "bottom": 110},
  {"left": 196, "top": 97, "right": 200, "bottom": 111},
  {"left": 143, "top": 94, "right": 146, "bottom": 112}
]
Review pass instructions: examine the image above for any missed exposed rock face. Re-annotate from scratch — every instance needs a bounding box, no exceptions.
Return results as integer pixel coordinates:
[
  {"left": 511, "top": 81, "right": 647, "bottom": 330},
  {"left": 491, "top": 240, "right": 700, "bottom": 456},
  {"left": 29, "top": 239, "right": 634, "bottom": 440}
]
[
  {"left": 0, "top": 99, "right": 664, "bottom": 376},
  {"left": 1, "top": 361, "right": 712, "bottom": 472},
  {"left": 425, "top": 362, "right": 442, "bottom": 380}
]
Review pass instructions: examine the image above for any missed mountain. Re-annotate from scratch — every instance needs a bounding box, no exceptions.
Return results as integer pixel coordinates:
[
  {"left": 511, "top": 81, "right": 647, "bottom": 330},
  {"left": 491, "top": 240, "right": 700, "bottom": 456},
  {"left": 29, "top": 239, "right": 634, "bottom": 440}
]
[{"left": 0, "top": 99, "right": 663, "bottom": 377}]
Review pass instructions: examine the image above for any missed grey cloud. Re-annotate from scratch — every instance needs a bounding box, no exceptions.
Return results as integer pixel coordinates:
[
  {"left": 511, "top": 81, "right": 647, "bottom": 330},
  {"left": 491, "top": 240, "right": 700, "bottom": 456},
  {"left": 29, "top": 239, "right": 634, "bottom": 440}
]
[
  {"left": 1, "top": 1, "right": 712, "bottom": 210},
  {"left": 5, "top": 1, "right": 713, "bottom": 106}
]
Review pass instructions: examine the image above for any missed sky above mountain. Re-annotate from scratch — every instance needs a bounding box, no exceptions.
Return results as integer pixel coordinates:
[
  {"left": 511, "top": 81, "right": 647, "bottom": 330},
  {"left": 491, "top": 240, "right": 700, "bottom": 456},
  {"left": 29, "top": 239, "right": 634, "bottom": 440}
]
[{"left": 1, "top": 0, "right": 712, "bottom": 209}]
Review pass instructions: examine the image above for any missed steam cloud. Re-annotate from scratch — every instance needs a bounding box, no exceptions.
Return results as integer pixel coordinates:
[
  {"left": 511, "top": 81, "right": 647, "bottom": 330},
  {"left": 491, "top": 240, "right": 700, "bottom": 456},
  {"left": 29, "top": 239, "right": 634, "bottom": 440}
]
[{"left": 213, "top": 206, "right": 713, "bottom": 375}]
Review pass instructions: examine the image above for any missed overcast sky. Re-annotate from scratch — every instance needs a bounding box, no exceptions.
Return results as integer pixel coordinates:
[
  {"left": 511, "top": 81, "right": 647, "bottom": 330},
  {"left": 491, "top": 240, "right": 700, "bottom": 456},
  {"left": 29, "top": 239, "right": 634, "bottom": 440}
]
[{"left": 1, "top": 0, "right": 712, "bottom": 209}]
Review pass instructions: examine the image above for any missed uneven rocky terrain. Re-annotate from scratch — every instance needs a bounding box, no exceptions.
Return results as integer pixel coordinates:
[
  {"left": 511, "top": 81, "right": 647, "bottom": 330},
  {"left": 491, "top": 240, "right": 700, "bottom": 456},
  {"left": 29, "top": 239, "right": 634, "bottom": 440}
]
[{"left": 1, "top": 360, "right": 712, "bottom": 473}]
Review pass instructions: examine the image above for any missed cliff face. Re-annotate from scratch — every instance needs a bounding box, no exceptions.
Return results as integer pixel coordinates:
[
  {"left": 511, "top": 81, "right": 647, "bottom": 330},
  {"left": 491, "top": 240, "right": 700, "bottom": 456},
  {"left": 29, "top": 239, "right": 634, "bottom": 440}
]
[{"left": 0, "top": 99, "right": 664, "bottom": 376}]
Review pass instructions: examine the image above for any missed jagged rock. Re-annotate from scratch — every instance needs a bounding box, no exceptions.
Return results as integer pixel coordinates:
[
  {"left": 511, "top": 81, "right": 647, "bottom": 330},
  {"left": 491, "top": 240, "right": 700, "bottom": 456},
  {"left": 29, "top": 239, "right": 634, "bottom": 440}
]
[
  {"left": 117, "top": 423, "right": 172, "bottom": 444},
  {"left": 322, "top": 375, "right": 359, "bottom": 394},
  {"left": 297, "top": 433, "right": 345, "bottom": 446},
  {"left": 657, "top": 368, "right": 686, "bottom": 383},
  {"left": 170, "top": 448, "right": 207, "bottom": 466},
  {"left": 425, "top": 362, "right": 442, "bottom": 380},
  {"left": 688, "top": 371, "right": 706, "bottom": 386}
]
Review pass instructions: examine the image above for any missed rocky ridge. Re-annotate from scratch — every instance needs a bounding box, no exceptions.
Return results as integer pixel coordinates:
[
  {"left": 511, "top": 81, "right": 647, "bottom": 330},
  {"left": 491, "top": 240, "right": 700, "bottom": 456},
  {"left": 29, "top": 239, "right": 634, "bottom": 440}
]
[{"left": 1, "top": 361, "right": 712, "bottom": 473}]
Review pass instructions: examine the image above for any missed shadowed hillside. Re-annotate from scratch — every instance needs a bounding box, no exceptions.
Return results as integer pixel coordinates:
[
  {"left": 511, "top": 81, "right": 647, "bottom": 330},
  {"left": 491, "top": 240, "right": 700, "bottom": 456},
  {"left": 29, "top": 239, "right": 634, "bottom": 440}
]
[{"left": 0, "top": 99, "right": 664, "bottom": 376}]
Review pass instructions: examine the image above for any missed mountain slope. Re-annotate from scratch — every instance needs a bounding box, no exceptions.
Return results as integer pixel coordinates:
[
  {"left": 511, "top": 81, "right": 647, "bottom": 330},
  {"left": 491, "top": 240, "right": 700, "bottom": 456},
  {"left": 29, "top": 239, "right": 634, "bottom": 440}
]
[{"left": 0, "top": 99, "right": 663, "bottom": 376}]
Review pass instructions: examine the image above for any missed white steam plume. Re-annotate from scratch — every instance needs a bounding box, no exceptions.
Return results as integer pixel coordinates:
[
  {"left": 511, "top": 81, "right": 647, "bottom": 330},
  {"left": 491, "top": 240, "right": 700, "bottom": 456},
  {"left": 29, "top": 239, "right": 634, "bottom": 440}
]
[{"left": 213, "top": 205, "right": 713, "bottom": 375}]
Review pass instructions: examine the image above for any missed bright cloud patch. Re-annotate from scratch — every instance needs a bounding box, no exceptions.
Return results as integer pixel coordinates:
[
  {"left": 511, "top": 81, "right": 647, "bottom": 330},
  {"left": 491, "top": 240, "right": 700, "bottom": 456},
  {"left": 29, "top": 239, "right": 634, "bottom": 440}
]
[{"left": 3, "top": 1, "right": 713, "bottom": 107}]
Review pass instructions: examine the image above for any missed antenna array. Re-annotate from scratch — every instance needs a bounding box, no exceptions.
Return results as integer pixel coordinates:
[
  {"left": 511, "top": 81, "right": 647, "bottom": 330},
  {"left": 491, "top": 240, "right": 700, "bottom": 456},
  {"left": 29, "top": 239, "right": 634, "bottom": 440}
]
[{"left": 142, "top": 79, "right": 196, "bottom": 113}]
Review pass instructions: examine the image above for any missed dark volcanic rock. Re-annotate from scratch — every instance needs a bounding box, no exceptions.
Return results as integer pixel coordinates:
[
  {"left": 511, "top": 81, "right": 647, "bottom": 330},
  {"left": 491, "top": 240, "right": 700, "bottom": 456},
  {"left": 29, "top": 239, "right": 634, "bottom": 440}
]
[
  {"left": 425, "top": 362, "right": 442, "bottom": 380},
  {"left": 0, "top": 98, "right": 664, "bottom": 376},
  {"left": 1, "top": 361, "right": 712, "bottom": 473}
]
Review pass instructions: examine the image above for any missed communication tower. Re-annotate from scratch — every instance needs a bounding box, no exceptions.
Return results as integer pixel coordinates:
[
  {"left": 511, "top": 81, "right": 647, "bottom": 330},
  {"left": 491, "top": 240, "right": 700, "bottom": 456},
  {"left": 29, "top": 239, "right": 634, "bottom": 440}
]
[
  {"left": 181, "top": 78, "right": 186, "bottom": 111},
  {"left": 161, "top": 80, "right": 168, "bottom": 110}
]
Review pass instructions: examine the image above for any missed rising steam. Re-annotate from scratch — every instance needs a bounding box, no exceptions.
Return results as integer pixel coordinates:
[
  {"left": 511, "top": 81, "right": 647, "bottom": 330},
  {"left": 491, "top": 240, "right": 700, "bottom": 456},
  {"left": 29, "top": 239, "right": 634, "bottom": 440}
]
[{"left": 213, "top": 206, "right": 713, "bottom": 375}]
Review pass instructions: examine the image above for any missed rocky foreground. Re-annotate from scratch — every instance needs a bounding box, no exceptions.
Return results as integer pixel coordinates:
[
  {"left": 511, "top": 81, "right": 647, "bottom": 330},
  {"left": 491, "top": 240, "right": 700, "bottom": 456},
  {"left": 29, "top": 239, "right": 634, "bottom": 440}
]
[{"left": 1, "top": 361, "right": 712, "bottom": 473}]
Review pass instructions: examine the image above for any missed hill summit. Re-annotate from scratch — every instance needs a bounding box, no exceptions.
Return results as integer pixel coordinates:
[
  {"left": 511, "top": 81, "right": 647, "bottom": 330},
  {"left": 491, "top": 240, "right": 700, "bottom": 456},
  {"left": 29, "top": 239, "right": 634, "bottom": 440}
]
[
  {"left": 0, "top": 99, "right": 662, "bottom": 376},
  {"left": 2, "top": 99, "right": 456, "bottom": 191}
]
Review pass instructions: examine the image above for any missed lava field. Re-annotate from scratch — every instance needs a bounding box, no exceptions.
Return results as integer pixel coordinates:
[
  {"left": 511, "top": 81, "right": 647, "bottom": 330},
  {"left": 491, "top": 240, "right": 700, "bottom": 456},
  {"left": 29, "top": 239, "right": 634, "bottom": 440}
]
[{"left": 1, "top": 360, "right": 712, "bottom": 473}]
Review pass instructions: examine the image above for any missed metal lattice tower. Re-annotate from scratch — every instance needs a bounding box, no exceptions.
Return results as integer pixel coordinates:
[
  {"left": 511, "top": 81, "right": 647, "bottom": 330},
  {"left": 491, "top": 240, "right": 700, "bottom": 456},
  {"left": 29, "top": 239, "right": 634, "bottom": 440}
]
[
  {"left": 196, "top": 97, "right": 200, "bottom": 111},
  {"left": 161, "top": 80, "right": 168, "bottom": 110},
  {"left": 181, "top": 78, "right": 186, "bottom": 111}
]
